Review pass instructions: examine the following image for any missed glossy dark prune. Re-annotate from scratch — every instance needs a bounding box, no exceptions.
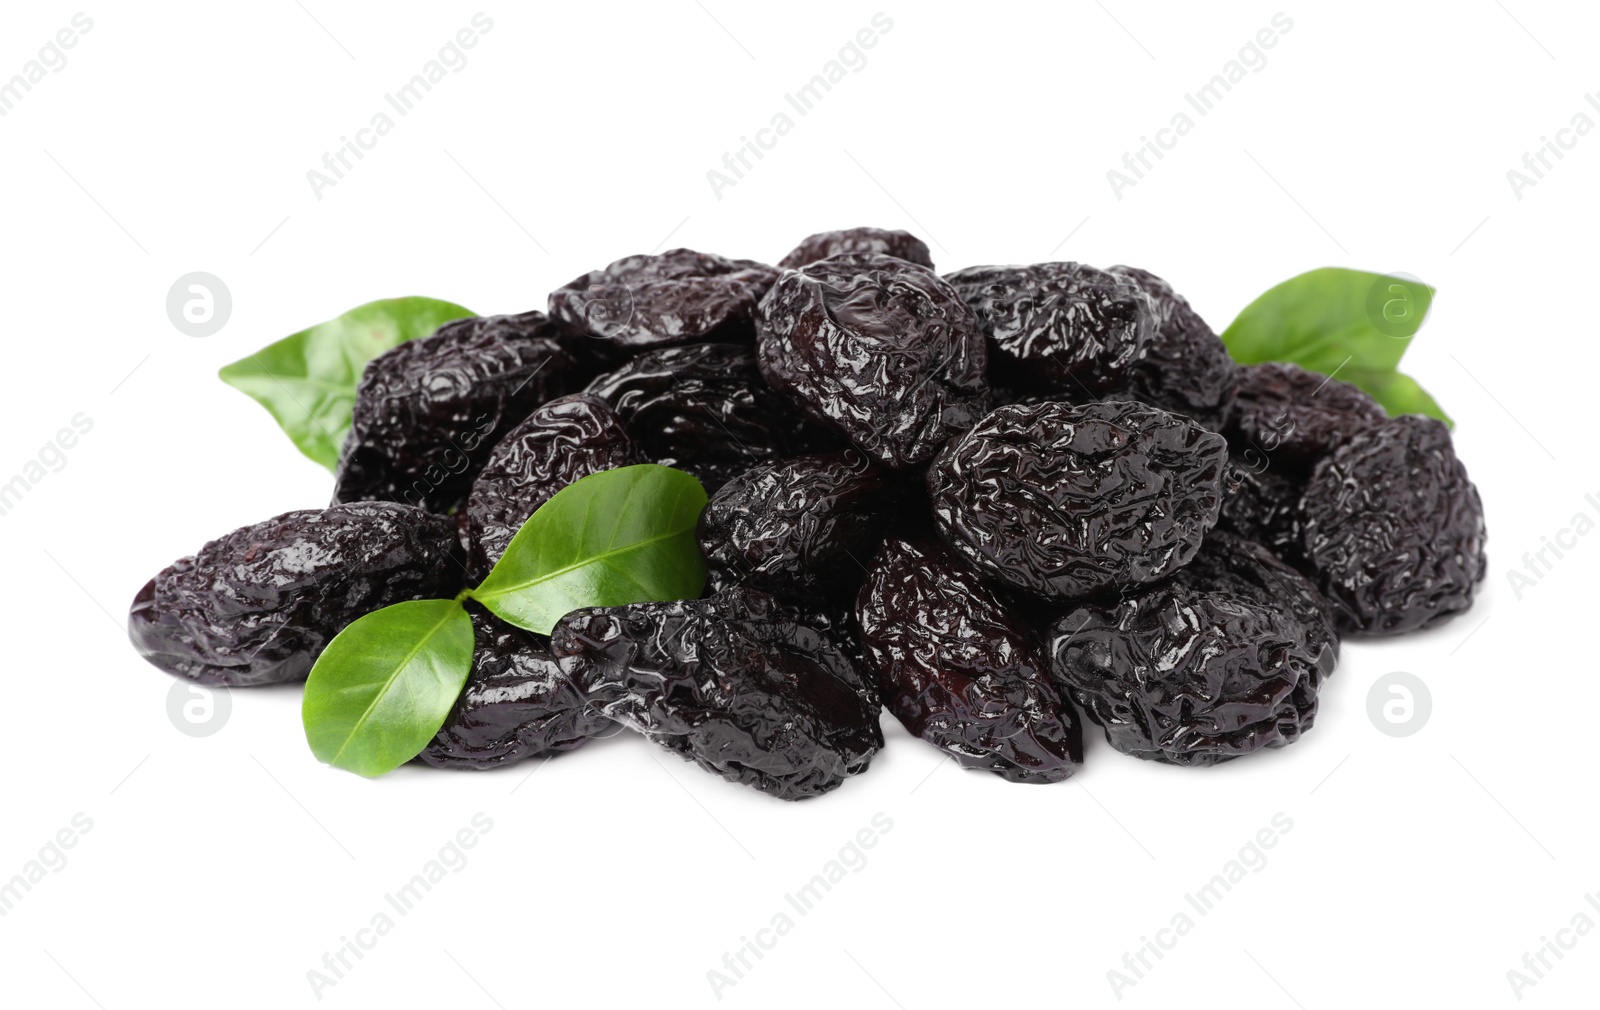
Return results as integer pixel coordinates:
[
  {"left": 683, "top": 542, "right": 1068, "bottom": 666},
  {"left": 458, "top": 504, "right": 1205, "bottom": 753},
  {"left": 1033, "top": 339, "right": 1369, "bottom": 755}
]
[
  {"left": 1051, "top": 532, "right": 1338, "bottom": 766},
  {"left": 128, "top": 503, "right": 464, "bottom": 687},
  {"left": 332, "top": 311, "right": 579, "bottom": 514},
  {"left": 548, "top": 248, "right": 779, "bottom": 351},
  {"left": 1226, "top": 362, "right": 1387, "bottom": 464},
  {"left": 1218, "top": 454, "right": 1308, "bottom": 566},
  {"left": 927, "top": 401, "right": 1228, "bottom": 600},
  {"left": 1106, "top": 266, "right": 1237, "bottom": 430},
  {"left": 463, "top": 394, "right": 639, "bottom": 579},
  {"left": 757, "top": 253, "right": 990, "bottom": 470},
  {"left": 778, "top": 227, "right": 934, "bottom": 270},
  {"left": 1301, "top": 415, "right": 1487, "bottom": 635},
  {"left": 946, "top": 262, "right": 1152, "bottom": 395},
  {"left": 551, "top": 588, "right": 883, "bottom": 800},
  {"left": 583, "top": 343, "right": 826, "bottom": 493},
  {"left": 696, "top": 451, "right": 895, "bottom": 596},
  {"left": 417, "top": 609, "right": 611, "bottom": 769},
  {"left": 856, "top": 539, "right": 1082, "bottom": 783}
]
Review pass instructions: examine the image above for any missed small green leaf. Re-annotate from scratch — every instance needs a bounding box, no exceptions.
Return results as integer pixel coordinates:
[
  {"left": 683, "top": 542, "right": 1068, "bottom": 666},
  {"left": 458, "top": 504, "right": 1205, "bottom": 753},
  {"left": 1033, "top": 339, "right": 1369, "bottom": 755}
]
[
  {"left": 302, "top": 599, "right": 474, "bottom": 778},
  {"left": 470, "top": 464, "right": 708, "bottom": 635},
  {"left": 1350, "top": 369, "right": 1452, "bottom": 427},
  {"left": 219, "top": 297, "right": 475, "bottom": 471},
  {"left": 1221, "top": 267, "right": 1451, "bottom": 426}
]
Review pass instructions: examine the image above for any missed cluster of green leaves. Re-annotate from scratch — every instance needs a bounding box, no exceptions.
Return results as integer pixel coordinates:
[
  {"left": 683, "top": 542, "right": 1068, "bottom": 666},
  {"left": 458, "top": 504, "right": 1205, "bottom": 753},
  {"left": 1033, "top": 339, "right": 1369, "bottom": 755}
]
[
  {"left": 1220, "top": 267, "right": 1450, "bottom": 426},
  {"left": 302, "top": 465, "right": 708, "bottom": 777}
]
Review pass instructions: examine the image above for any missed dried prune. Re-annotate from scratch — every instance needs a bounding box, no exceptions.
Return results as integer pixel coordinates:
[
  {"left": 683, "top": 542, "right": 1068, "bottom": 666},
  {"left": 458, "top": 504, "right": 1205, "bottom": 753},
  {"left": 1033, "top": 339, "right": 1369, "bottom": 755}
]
[
  {"left": 463, "top": 394, "right": 639, "bottom": 579},
  {"left": 584, "top": 342, "right": 827, "bottom": 492},
  {"left": 1226, "top": 362, "right": 1386, "bottom": 464},
  {"left": 548, "top": 248, "right": 779, "bottom": 351},
  {"left": 697, "top": 451, "right": 895, "bottom": 596},
  {"left": 778, "top": 227, "right": 934, "bottom": 270},
  {"left": 927, "top": 401, "right": 1227, "bottom": 600},
  {"left": 757, "top": 253, "right": 989, "bottom": 469},
  {"left": 417, "top": 609, "right": 611, "bottom": 769},
  {"left": 332, "top": 311, "right": 579, "bottom": 514},
  {"left": 551, "top": 588, "right": 883, "bottom": 800},
  {"left": 946, "top": 262, "right": 1152, "bottom": 395},
  {"left": 856, "top": 538, "right": 1081, "bottom": 783},
  {"left": 1300, "top": 415, "right": 1487, "bottom": 635},
  {"left": 1218, "top": 455, "right": 1306, "bottom": 566},
  {"left": 128, "top": 503, "right": 464, "bottom": 687},
  {"left": 1051, "top": 531, "right": 1337, "bottom": 766},
  {"left": 1106, "top": 266, "right": 1237, "bottom": 430}
]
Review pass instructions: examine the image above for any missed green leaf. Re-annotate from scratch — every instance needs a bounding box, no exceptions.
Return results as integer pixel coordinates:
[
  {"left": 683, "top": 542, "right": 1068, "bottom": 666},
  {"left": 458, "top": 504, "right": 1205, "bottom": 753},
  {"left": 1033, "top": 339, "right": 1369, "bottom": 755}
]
[
  {"left": 219, "top": 297, "right": 475, "bottom": 471},
  {"left": 469, "top": 464, "right": 708, "bottom": 635},
  {"left": 302, "top": 599, "right": 475, "bottom": 778},
  {"left": 1221, "top": 267, "right": 1451, "bottom": 427},
  {"left": 1350, "top": 369, "right": 1452, "bottom": 427}
]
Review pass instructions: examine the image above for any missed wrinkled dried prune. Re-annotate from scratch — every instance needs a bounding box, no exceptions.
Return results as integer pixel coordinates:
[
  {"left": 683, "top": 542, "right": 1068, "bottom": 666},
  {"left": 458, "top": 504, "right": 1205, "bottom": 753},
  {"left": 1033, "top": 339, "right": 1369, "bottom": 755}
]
[
  {"left": 1218, "top": 455, "right": 1307, "bottom": 566},
  {"left": 583, "top": 343, "right": 825, "bottom": 493},
  {"left": 1052, "top": 532, "right": 1337, "bottom": 766},
  {"left": 548, "top": 248, "right": 779, "bottom": 351},
  {"left": 332, "top": 311, "right": 579, "bottom": 514},
  {"left": 551, "top": 588, "right": 882, "bottom": 800},
  {"left": 928, "top": 401, "right": 1227, "bottom": 600},
  {"left": 757, "top": 253, "right": 989, "bottom": 469},
  {"left": 856, "top": 538, "right": 1081, "bottom": 783},
  {"left": 417, "top": 609, "right": 611, "bottom": 769},
  {"left": 778, "top": 227, "right": 934, "bottom": 270},
  {"left": 1227, "top": 362, "right": 1386, "bottom": 464},
  {"left": 464, "top": 394, "right": 639, "bottom": 579},
  {"left": 128, "top": 503, "right": 464, "bottom": 687},
  {"left": 946, "top": 262, "right": 1152, "bottom": 395},
  {"left": 697, "top": 451, "right": 895, "bottom": 596},
  {"left": 1300, "top": 415, "right": 1487, "bottom": 635},
  {"left": 1107, "top": 266, "right": 1237, "bottom": 430}
]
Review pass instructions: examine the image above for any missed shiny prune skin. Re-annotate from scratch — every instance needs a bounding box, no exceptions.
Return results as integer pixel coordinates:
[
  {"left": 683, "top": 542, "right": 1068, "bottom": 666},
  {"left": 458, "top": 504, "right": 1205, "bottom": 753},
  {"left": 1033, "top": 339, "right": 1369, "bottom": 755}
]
[
  {"left": 1218, "top": 454, "right": 1307, "bottom": 567},
  {"left": 1051, "top": 532, "right": 1338, "bottom": 767},
  {"left": 551, "top": 588, "right": 883, "bottom": 800},
  {"left": 1226, "top": 362, "right": 1387, "bottom": 464},
  {"left": 332, "top": 311, "right": 579, "bottom": 514},
  {"left": 856, "top": 538, "right": 1082, "bottom": 783},
  {"left": 757, "top": 253, "right": 990, "bottom": 470},
  {"left": 778, "top": 227, "right": 934, "bottom": 270},
  {"left": 583, "top": 343, "right": 826, "bottom": 493},
  {"left": 548, "top": 248, "right": 779, "bottom": 351},
  {"left": 928, "top": 401, "right": 1228, "bottom": 600},
  {"left": 946, "top": 262, "right": 1152, "bottom": 395},
  {"left": 417, "top": 609, "right": 611, "bottom": 769},
  {"left": 1300, "top": 415, "right": 1487, "bottom": 635},
  {"left": 696, "top": 451, "right": 894, "bottom": 596},
  {"left": 464, "top": 394, "right": 639, "bottom": 580},
  {"left": 1107, "top": 266, "right": 1237, "bottom": 430},
  {"left": 128, "top": 503, "right": 464, "bottom": 687}
]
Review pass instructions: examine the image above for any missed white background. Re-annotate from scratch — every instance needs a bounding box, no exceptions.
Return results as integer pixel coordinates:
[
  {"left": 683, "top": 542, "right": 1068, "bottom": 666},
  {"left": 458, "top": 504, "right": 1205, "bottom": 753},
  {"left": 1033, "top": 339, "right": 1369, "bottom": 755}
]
[{"left": 1, "top": 2, "right": 1596, "bottom": 1007}]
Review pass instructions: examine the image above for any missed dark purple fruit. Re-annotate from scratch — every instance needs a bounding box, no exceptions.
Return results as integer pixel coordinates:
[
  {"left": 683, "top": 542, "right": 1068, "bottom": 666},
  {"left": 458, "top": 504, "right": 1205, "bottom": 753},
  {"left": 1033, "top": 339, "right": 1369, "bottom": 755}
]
[{"left": 128, "top": 503, "right": 464, "bottom": 687}]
